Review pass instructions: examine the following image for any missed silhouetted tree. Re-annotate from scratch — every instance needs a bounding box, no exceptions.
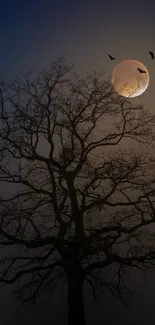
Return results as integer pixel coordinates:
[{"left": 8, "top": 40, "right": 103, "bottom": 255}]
[{"left": 1, "top": 57, "right": 155, "bottom": 325}]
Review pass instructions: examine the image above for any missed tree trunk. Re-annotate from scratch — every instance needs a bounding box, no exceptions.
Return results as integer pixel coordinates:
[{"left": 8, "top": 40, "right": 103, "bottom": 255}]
[{"left": 67, "top": 269, "right": 85, "bottom": 325}]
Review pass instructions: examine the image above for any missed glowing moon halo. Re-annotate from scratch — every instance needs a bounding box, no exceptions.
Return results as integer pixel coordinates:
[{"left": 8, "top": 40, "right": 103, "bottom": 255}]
[{"left": 112, "top": 60, "right": 149, "bottom": 98}]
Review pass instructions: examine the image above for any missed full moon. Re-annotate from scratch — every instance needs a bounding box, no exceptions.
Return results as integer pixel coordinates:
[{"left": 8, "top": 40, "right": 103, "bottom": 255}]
[{"left": 112, "top": 60, "right": 149, "bottom": 98}]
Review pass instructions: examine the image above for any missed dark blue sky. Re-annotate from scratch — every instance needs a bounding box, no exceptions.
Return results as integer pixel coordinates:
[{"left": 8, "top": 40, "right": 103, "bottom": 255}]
[
  {"left": 1, "top": 1, "right": 155, "bottom": 324},
  {"left": 1, "top": 0, "right": 155, "bottom": 82}
]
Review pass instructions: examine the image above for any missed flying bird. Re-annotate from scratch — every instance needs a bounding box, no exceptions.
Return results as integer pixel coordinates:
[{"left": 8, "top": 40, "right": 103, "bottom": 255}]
[
  {"left": 108, "top": 54, "right": 116, "bottom": 60},
  {"left": 149, "top": 51, "right": 154, "bottom": 60},
  {"left": 137, "top": 68, "right": 146, "bottom": 73}
]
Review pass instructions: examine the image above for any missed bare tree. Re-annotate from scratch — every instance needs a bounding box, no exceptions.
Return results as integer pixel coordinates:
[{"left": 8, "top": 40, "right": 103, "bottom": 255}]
[{"left": 1, "top": 57, "right": 155, "bottom": 325}]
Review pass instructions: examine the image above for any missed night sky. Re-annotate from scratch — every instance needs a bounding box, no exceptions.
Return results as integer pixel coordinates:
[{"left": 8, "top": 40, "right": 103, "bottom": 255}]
[{"left": 1, "top": 1, "right": 155, "bottom": 324}]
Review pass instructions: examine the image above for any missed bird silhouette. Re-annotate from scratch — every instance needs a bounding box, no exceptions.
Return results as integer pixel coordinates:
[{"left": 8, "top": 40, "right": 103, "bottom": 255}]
[
  {"left": 137, "top": 68, "right": 146, "bottom": 73},
  {"left": 108, "top": 54, "right": 116, "bottom": 60},
  {"left": 149, "top": 51, "right": 154, "bottom": 60}
]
